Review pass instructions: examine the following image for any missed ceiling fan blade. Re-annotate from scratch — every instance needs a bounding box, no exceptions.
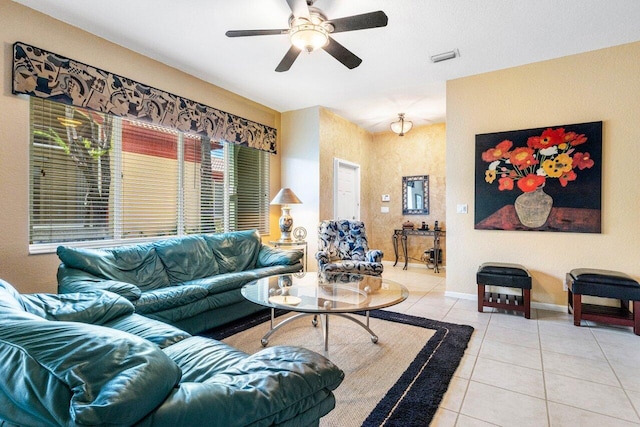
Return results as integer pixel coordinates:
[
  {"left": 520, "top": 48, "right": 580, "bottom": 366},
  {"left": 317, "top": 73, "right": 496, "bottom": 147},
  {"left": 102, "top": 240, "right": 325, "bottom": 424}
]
[
  {"left": 326, "top": 11, "right": 388, "bottom": 33},
  {"left": 275, "top": 46, "right": 302, "bottom": 72},
  {"left": 226, "top": 29, "right": 289, "bottom": 37},
  {"left": 322, "top": 37, "right": 362, "bottom": 69},
  {"left": 286, "top": 0, "right": 310, "bottom": 19}
]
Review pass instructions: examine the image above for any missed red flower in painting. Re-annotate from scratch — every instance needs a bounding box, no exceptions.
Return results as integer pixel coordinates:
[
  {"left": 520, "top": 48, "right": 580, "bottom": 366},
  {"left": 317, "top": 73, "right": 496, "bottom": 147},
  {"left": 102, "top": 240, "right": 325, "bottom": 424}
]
[
  {"left": 573, "top": 152, "right": 594, "bottom": 170},
  {"left": 481, "top": 139, "right": 513, "bottom": 162},
  {"left": 527, "top": 128, "right": 566, "bottom": 149},
  {"left": 498, "top": 177, "right": 514, "bottom": 191},
  {"left": 564, "top": 132, "right": 587, "bottom": 147},
  {"left": 483, "top": 126, "right": 594, "bottom": 193},
  {"left": 559, "top": 170, "right": 577, "bottom": 187},
  {"left": 517, "top": 174, "right": 546, "bottom": 193},
  {"left": 509, "top": 147, "right": 538, "bottom": 169}
]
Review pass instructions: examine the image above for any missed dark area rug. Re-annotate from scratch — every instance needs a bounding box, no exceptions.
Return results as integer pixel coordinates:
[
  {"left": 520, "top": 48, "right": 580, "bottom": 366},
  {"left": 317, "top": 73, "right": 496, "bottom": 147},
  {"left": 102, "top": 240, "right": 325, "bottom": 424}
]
[{"left": 202, "top": 309, "right": 474, "bottom": 426}]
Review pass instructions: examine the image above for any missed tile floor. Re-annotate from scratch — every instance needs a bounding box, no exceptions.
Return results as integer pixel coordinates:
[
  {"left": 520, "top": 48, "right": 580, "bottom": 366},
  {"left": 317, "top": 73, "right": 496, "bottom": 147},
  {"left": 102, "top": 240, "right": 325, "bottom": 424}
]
[{"left": 380, "top": 263, "right": 640, "bottom": 426}]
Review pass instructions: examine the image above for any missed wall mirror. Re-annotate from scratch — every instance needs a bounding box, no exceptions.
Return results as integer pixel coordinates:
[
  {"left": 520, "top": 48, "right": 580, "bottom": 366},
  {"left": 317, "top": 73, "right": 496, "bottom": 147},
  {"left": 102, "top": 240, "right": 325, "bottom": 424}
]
[{"left": 403, "top": 175, "right": 429, "bottom": 215}]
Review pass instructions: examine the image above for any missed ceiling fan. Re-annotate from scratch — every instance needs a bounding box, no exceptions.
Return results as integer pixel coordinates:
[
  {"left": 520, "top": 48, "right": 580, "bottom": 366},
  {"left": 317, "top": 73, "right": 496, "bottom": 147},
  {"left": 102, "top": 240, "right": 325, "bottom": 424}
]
[{"left": 225, "top": 0, "right": 388, "bottom": 72}]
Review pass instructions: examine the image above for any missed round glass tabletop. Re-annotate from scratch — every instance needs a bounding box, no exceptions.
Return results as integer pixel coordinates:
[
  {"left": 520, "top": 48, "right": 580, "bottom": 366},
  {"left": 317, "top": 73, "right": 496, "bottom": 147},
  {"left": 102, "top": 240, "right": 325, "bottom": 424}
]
[{"left": 242, "top": 272, "right": 409, "bottom": 314}]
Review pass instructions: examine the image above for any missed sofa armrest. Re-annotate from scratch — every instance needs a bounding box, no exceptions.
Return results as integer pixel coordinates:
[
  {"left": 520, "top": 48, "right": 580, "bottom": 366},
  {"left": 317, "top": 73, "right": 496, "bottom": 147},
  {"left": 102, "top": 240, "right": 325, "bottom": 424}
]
[
  {"left": 20, "top": 291, "right": 134, "bottom": 325},
  {"left": 143, "top": 345, "right": 344, "bottom": 426},
  {"left": 366, "top": 249, "right": 384, "bottom": 263},
  {"left": 256, "top": 244, "right": 303, "bottom": 268},
  {"left": 57, "top": 265, "right": 142, "bottom": 301}
]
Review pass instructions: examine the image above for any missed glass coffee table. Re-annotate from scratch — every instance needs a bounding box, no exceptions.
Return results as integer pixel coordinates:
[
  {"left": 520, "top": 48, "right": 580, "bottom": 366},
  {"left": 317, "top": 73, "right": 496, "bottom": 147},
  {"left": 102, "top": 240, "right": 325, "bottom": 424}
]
[{"left": 241, "top": 272, "right": 409, "bottom": 351}]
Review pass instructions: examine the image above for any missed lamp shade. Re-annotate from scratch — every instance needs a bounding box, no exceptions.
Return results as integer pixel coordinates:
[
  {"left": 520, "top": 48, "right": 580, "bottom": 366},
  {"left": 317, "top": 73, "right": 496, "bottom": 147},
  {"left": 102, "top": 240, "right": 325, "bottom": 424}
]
[
  {"left": 390, "top": 113, "right": 413, "bottom": 136},
  {"left": 270, "top": 188, "right": 302, "bottom": 205},
  {"left": 290, "top": 23, "right": 329, "bottom": 52}
]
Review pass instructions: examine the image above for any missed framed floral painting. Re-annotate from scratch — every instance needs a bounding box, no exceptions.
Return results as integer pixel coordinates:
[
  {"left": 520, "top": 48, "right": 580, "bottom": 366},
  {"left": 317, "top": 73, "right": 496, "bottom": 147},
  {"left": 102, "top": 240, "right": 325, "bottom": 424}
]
[{"left": 474, "top": 121, "right": 602, "bottom": 233}]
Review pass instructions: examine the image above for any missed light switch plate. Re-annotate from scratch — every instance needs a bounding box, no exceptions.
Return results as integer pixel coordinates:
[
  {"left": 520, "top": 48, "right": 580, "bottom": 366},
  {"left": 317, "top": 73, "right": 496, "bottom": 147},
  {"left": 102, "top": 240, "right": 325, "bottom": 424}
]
[
  {"left": 381, "top": 206, "right": 390, "bottom": 213},
  {"left": 381, "top": 194, "right": 390, "bottom": 202},
  {"left": 456, "top": 204, "right": 468, "bottom": 214}
]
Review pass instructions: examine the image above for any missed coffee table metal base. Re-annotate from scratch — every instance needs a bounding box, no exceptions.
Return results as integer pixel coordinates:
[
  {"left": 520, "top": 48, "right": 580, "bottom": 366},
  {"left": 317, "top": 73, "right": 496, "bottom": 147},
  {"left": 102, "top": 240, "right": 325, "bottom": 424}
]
[{"left": 261, "top": 308, "right": 378, "bottom": 351}]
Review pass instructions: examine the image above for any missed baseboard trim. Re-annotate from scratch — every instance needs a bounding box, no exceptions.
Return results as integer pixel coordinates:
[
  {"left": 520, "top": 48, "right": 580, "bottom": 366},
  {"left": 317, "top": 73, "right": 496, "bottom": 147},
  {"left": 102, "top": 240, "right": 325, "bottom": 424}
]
[{"left": 444, "top": 291, "right": 567, "bottom": 313}]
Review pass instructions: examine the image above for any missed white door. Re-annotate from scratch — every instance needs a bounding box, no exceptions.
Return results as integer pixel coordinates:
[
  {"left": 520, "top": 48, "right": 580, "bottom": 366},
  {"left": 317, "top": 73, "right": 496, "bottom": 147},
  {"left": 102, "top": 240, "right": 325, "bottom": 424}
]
[{"left": 334, "top": 158, "right": 360, "bottom": 220}]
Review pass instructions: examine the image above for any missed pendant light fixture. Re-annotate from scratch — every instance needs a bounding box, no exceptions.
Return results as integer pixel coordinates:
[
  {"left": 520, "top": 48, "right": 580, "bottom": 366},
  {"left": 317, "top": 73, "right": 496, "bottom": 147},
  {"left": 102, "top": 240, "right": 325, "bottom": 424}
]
[{"left": 390, "top": 113, "right": 413, "bottom": 136}]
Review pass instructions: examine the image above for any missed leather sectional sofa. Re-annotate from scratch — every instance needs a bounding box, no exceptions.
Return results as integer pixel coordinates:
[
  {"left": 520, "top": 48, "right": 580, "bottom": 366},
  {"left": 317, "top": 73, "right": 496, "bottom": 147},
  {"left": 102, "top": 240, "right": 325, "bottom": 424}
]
[
  {"left": 0, "top": 279, "right": 344, "bottom": 426},
  {"left": 56, "top": 230, "right": 303, "bottom": 334}
]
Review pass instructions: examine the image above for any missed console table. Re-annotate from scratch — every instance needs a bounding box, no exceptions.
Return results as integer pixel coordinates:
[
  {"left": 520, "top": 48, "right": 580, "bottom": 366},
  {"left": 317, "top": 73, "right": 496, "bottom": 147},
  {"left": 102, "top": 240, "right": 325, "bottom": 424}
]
[{"left": 392, "top": 229, "right": 445, "bottom": 273}]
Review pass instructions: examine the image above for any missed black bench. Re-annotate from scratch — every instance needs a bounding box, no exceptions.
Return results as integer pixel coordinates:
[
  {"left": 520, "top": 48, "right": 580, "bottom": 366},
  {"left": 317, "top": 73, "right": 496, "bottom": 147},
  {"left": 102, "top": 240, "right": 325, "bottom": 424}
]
[
  {"left": 477, "top": 263, "right": 532, "bottom": 319},
  {"left": 567, "top": 268, "right": 640, "bottom": 335}
]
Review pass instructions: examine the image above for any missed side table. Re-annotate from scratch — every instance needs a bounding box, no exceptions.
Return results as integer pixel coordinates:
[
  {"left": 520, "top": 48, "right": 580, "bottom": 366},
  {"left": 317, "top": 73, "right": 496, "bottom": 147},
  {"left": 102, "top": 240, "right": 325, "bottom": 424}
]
[{"left": 269, "top": 240, "right": 308, "bottom": 272}]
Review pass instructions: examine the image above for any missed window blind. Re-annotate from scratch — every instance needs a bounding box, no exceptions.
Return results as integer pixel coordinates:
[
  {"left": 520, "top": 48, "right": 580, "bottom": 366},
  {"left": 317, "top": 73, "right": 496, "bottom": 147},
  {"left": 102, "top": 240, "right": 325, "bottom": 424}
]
[{"left": 29, "top": 97, "right": 269, "bottom": 252}]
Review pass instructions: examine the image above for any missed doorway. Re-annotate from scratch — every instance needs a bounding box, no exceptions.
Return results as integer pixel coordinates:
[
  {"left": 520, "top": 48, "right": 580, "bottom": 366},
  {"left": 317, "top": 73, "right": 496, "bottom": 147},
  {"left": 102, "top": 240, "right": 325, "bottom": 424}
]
[{"left": 333, "top": 158, "right": 360, "bottom": 220}]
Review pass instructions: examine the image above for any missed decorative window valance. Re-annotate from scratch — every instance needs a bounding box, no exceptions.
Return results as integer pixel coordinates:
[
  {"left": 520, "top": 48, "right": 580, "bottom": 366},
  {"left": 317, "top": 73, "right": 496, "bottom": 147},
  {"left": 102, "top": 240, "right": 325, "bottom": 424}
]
[{"left": 12, "top": 42, "right": 277, "bottom": 154}]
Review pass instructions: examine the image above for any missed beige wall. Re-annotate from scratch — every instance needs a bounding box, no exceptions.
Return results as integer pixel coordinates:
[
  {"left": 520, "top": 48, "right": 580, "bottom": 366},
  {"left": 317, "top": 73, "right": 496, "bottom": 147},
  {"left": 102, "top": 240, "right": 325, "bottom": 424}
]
[
  {"left": 446, "top": 41, "right": 640, "bottom": 308},
  {"left": 0, "top": 0, "right": 282, "bottom": 293},
  {"left": 368, "top": 124, "right": 447, "bottom": 264},
  {"left": 280, "top": 107, "right": 321, "bottom": 269},
  {"left": 318, "top": 108, "right": 373, "bottom": 222},
  {"left": 282, "top": 107, "right": 447, "bottom": 272}
]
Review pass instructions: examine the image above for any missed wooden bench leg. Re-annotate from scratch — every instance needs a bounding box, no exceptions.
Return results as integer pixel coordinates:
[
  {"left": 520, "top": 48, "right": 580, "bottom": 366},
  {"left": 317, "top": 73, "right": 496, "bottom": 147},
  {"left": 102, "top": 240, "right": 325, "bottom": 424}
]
[
  {"left": 573, "top": 292, "right": 582, "bottom": 327},
  {"left": 478, "top": 284, "right": 485, "bottom": 313},
  {"left": 634, "top": 301, "right": 640, "bottom": 336},
  {"left": 523, "top": 288, "right": 531, "bottom": 319}
]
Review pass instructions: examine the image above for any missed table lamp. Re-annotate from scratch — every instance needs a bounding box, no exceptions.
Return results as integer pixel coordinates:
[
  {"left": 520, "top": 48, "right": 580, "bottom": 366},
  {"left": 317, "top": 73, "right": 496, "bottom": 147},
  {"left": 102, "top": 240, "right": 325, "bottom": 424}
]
[{"left": 270, "top": 188, "right": 302, "bottom": 241}]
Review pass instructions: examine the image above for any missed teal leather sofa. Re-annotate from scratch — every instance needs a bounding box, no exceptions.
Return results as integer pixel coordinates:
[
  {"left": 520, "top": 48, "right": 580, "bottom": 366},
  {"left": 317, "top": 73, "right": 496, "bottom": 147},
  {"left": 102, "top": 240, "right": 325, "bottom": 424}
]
[
  {"left": 57, "top": 230, "right": 302, "bottom": 334},
  {"left": 0, "top": 279, "right": 344, "bottom": 426}
]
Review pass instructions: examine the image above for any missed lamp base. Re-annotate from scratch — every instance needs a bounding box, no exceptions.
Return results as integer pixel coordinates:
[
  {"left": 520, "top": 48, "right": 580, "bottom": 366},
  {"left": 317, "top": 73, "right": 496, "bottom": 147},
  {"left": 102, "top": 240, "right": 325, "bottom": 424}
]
[{"left": 279, "top": 206, "right": 293, "bottom": 242}]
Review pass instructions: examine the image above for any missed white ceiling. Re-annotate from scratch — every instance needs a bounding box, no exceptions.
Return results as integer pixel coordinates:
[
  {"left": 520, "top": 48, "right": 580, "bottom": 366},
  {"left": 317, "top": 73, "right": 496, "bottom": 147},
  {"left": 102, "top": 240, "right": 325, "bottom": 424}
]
[{"left": 13, "top": 0, "right": 640, "bottom": 133}]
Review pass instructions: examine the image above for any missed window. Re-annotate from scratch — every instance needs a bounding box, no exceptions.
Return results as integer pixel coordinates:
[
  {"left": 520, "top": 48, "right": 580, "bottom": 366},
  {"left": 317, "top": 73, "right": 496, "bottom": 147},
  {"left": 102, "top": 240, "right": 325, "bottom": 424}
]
[{"left": 29, "top": 98, "right": 269, "bottom": 253}]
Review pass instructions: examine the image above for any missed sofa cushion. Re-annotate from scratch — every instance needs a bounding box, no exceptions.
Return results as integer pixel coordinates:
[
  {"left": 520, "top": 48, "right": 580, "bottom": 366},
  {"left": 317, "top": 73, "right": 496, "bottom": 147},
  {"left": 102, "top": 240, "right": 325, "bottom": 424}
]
[
  {"left": 105, "top": 313, "right": 191, "bottom": 349},
  {"left": 256, "top": 244, "right": 303, "bottom": 267},
  {"left": 133, "top": 285, "right": 209, "bottom": 314},
  {"left": 153, "top": 235, "right": 219, "bottom": 283},
  {"left": 0, "top": 312, "right": 181, "bottom": 426},
  {"left": 57, "top": 244, "right": 170, "bottom": 290},
  {"left": 202, "top": 230, "right": 261, "bottom": 273}
]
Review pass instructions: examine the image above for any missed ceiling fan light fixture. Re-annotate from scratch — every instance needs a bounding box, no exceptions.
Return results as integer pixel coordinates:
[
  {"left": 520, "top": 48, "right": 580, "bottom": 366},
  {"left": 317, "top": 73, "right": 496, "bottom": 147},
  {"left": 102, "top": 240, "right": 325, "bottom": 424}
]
[
  {"left": 390, "top": 113, "right": 413, "bottom": 136},
  {"left": 290, "top": 22, "right": 329, "bottom": 52}
]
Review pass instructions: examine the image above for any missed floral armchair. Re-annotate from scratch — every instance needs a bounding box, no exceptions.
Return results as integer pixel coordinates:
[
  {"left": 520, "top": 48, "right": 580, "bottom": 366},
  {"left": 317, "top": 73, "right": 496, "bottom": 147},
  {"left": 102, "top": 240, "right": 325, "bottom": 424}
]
[{"left": 316, "top": 220, "right": 384, "bottom": 276}]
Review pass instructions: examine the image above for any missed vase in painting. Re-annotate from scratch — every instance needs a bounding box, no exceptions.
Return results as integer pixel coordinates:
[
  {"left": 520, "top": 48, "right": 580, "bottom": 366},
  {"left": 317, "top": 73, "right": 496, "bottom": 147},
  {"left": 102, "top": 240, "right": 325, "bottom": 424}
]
[{"left": 514, "top": 186, "right": 553, "bottom": 228}]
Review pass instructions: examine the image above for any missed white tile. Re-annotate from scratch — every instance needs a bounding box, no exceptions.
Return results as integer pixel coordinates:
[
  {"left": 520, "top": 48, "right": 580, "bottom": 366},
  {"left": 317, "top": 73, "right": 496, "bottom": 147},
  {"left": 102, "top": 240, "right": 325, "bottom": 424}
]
[
  {"left": 541, "top": 350, "right": 620, "bottom": 387},
  {"left": 472, "top": 357, "right": 545, "bottom": 398},
  {"left": 607, "top": 357, "right": 640, "bottom": 393},
  {"left": 548, "top": 401, "right": 640, "bottom": 427},
  {"left": 460, "top": 381, "right": 548, "bottom": 427},
  {"left": 483, "top": 323, "right": 541, "bottom": 349},
  {"left": 539, "top": 332, "right": 606, "bottom": 361},
  {"left": 454, "top": 351, "right": 478, "bottom": 379},
  {"left": 488, "top": 312, "right": 539, "bottom": 333},
  {"left": 627, "top": 389, "right": 640, "bottom": 416},
  {"left": 405, "top": 303, "right": 452, "bottom": 320},
  {"left": 440, "top": 376, "right": 469, "bottom": 412},
  {"left": 359, "top": 268, "right": 640, "bottom": 426},
  {"left": 479, "top": 338, "right": 543, "bottom": 370},
  {"left": 443, "top": 307, "right": 492, "bottom": 326},
  {"left": 545, "top": 372, "right": 639, "bottom": 422},
  {"left": 452, "top": 298, "right": 483, "bottom": 312},
  {"left": 455, "top": 414, "right": 501, "bottom": 426},
  {"left": 538, "top": 319, "right": 594, "bottom": 340},
  {"left": 429, "top": 408, "right": 458, "bottom": 427}
]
